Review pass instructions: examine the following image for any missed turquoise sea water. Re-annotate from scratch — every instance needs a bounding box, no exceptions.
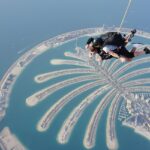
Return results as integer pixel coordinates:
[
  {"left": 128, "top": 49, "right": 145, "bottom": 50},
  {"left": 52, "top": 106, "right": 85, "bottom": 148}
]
[{"left": 1, "top": 37, "right": 150, "bottom": 150}]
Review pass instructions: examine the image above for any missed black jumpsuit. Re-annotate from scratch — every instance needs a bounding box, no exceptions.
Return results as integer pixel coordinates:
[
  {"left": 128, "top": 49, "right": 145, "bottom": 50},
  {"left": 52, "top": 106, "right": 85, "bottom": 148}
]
[{"left": 92, "top": 32, "right": 134, "bottom": 60}]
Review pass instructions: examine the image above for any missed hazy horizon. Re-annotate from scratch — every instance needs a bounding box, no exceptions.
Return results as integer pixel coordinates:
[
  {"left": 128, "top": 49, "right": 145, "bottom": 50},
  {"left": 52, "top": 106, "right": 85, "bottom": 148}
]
[{"left": 0, "top": 0, "right": 150, "bottom": 78}]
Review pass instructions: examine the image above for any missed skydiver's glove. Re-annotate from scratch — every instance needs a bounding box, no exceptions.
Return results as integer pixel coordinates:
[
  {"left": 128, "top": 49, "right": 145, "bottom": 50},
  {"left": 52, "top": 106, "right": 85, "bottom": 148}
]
[
  {"left": 130, "top": 29, "right": 136, "bottom": 39},
  {"left": 127, "top": 29, "right": 137, "bottom": 42},
  {"left": 131, "top": 29, "right": 136, "bottom": 35}
]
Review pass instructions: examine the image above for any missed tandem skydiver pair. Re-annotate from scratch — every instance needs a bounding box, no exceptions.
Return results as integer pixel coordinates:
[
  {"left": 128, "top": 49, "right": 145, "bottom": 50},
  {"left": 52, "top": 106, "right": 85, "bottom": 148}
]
[{"left": 85, "top": 29, "right": 150, "bottom": 63}]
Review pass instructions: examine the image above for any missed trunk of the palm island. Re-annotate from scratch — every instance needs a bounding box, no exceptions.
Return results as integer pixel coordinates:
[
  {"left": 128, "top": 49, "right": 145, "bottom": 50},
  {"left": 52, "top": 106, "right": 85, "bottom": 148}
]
[
  {"left": 50, "top": 47, "right": 150, "bottom": 150},
  {"left": 83, "top": 59, "right": 123, "bottom": 150}
]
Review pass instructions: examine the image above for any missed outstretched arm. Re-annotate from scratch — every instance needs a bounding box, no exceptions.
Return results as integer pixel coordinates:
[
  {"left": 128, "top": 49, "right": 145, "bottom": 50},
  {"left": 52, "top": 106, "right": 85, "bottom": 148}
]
[
  {"left": 85, "top": 44, "right": 96, "bottom": 58},
  {"left": 88, "top": 51, "right": 96, "bottom": 58},
  {"left": 95, "top": 54, "right": 103, "bottom": 62}
]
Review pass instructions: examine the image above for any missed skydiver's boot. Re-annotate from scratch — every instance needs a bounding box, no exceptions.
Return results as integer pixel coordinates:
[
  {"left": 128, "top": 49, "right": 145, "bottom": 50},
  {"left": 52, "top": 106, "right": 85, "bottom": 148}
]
[{"left": 144, "top": 47, "right": 150, "bottom": 54}]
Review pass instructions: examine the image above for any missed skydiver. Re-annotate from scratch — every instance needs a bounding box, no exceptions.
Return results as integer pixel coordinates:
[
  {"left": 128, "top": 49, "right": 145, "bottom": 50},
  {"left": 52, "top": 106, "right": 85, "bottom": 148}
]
[{"left": 85, "top": 29, "right": 150, "bottom": 62}]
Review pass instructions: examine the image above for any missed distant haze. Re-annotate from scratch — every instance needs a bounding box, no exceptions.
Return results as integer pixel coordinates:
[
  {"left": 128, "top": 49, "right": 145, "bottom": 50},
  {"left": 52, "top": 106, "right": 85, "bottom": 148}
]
[{"left": 0, "top": 0, "right": 149, "bottom": 78}]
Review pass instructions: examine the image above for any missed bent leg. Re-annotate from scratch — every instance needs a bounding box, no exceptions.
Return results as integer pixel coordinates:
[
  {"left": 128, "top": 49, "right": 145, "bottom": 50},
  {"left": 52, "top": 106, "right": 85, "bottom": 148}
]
[
  {"left": 133, "top": 50, "right": 145, "bottom": 57},
  {"left": 131, "top": 47, "right": 150, "bottom": 57},
  {"left": 119, "top": 57, "right": 132, "bottom": 62},
  {"left": 117, "top": 47, "right": 134, "bottom": 58}
]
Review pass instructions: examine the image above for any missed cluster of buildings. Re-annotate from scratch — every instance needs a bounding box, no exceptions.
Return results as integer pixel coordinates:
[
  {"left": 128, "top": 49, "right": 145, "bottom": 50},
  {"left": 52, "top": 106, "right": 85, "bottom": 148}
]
[
  {"left": 0, "top": 73, "right": 16, "bottom": 121},
  {"left": 118, "top": 100, "right": 129, "bottom": 121},
  {"left": 123, "top": 94, "right": 150, "bottom": 140},
  {"left": 0, "top": 127, "right": 26, "bottom": 150}
]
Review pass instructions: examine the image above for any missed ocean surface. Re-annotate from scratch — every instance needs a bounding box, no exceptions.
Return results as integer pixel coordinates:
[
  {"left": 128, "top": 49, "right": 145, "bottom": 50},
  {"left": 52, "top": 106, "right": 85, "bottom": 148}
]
[{"left": 0, "top": 0, "right": 150, "bottom": 150}]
